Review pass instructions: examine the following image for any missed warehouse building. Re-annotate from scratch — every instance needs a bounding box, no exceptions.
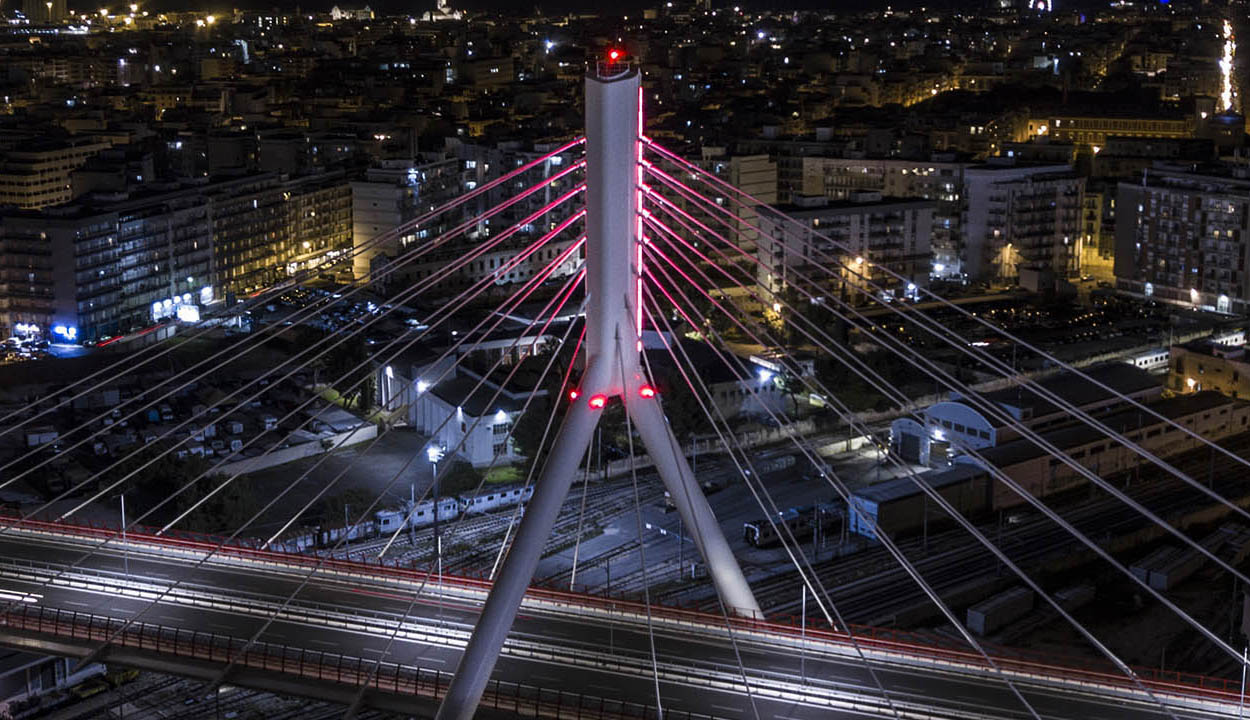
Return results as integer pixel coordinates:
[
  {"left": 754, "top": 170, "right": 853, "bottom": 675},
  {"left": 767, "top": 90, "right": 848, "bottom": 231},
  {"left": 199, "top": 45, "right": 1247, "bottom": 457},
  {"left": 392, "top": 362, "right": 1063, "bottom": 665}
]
[
  {"left": 856, "top": 390, "right": 1249, "bottom": 539},
  {"left": 889, "top": 362, "right": 1160, "bottom": 466}
]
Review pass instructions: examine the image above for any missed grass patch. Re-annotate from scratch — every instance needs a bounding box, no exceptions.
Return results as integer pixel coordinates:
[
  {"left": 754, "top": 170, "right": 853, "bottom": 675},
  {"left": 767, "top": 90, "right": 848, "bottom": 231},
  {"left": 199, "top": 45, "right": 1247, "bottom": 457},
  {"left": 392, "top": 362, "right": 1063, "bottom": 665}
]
[{"left": 484, "top": 465, "right": 522, "bottom": 485}]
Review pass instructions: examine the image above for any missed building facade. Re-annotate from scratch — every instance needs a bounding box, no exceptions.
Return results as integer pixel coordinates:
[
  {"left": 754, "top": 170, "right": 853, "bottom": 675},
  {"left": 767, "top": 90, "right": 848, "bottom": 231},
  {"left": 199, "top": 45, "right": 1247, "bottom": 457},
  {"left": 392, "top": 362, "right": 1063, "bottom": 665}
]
[
  {"left": 962, "top": 161, "right": 1085, "bottom": 287},
  {"left": 757, "top": 193, "right": 934, "bottom": 300},
  {"left": 0, "top": 172, "right": 353, "bottom": 341},
  {"left": 1115, "top": 164, "right": 1250, "bottom": 315},
  {"left": 801, "top": 156, "right": 968, "bottom": 279}
]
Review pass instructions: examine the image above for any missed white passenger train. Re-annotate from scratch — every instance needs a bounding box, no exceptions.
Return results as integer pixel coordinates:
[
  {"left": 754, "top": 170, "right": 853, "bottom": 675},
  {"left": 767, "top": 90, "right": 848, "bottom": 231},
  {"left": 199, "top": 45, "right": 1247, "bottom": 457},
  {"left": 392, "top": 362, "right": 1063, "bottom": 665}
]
[
  {"left": 1127, "top": 348, "right": 1169, "bottom": 373},
  {"left": 374, "top": 484, "right": 536, "bottom": 533},
  {"left": 1127, "top": 330, "right": 1245, "bottom": 375}
]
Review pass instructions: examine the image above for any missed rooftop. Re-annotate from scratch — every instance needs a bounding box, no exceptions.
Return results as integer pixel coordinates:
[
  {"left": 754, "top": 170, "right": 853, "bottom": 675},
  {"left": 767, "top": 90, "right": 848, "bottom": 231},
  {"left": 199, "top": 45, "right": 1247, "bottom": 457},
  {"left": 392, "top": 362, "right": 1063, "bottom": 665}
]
[{"left": 976, "top": 390, "right": 1238, "bottom": 468}]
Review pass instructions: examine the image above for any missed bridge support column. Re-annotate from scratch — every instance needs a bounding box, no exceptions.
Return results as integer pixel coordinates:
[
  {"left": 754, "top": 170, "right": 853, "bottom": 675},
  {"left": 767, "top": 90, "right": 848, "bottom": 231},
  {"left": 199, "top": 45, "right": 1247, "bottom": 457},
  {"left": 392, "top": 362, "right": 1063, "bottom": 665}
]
[
  {"left": 626, "top": 395, "right": 759, "bottom": 616},
  {"left": 434, "top": 392, "right": 599, "bottom": 720}
]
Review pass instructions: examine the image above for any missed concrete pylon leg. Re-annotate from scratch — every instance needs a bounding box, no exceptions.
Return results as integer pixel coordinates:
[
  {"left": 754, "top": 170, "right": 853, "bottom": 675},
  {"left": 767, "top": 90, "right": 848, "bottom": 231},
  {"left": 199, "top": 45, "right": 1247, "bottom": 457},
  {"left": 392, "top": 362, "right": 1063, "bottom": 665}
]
[
  {"left": 434, "top": 396, "right": 599, "bottom": 720},
  {"left": 626, "top": 397, "right": 761, "bottom": 617}
]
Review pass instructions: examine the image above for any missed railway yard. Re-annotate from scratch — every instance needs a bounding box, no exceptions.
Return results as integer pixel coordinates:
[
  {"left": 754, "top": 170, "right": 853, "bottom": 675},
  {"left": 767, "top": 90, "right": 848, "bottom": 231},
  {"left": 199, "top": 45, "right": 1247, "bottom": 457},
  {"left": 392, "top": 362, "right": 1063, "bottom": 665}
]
[{"left": 307, "top": 426, "right": 1250, "bottom": 680}]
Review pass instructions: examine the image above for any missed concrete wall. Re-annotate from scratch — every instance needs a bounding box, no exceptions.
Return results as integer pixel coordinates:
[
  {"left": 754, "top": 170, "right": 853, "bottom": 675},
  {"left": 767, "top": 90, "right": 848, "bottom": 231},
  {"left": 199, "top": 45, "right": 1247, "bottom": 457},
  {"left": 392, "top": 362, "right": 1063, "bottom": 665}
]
[{"left": 214, "top": 423, "right": 378, "bottom": 476}]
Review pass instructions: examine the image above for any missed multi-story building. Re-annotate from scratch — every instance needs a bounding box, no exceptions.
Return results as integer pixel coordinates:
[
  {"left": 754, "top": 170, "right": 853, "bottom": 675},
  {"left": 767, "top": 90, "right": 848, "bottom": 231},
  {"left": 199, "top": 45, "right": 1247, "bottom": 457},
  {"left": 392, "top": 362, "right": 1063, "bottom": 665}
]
[
  {"left": 0, "top": 195, "right": 213, "bottom": 341},
  {"left": 1079, "top": 182, "right": 1116, "bottom": 284},
  {"left": 1033, "top": 109, "right": 1199, "bottom": 152},
  {"left": 757, "top": 193, "right": 933, "bottom": 300},
  {"left": 355, "top": 142, "right": 582, "bottom": 294},
  {"left": 0, "top": 172, "right": 353, "bottom": 341},
  {"left": 0, "top": 139, "right": 113, "bottom": 210},
  {"left": 1114, "top": 164, "right": 1250, "bottom": 315},
  {"left": 696, "top": 151, "right": 777, "bottom": 254},
  {"left": 208, "top": 172, "right": 354, "bottom": 298},
  {"left": 962, "top": 160, "right": 1085, "bottom": 288},
  {"left": 351, "top": 158, "right": 462, "bottom": 282},
  {"left": 1168, "top": 339, "right": 1250, "bottom": 399},
  {"left": 0, "top": 228, "right": 55, "bottom": 341},
  {"left": 801, "top": 156, "right": 968, "bottom": 279},
  {"left": 21, "top": 0, "right": 66, "bottom": 24}
]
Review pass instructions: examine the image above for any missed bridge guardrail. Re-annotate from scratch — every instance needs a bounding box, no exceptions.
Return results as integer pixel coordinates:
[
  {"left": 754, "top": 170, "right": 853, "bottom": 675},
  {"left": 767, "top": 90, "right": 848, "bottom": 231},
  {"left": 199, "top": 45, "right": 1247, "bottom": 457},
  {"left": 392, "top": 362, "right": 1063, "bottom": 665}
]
[
  {"left": 0, "top": 603, "right": 719, "bottom": 720},
  {"left": 0, "top": 510, "right": 1241, "bottom": 707}
]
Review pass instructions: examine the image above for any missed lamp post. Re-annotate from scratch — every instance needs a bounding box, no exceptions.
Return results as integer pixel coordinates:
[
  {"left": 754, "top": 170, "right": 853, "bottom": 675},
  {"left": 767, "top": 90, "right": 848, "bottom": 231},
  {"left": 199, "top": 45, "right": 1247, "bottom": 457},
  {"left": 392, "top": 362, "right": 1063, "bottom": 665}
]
[
  {"left": 120, "top": 493, "right": 128, "bottom": 579},
  {"left": 427, "top": 444, "right": 446, "bottom": 584}
]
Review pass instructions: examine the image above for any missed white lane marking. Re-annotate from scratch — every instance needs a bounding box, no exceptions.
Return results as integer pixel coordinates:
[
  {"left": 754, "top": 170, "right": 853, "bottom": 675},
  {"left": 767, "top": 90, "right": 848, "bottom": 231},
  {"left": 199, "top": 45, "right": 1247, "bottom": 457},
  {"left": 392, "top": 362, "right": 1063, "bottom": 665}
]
[{"left": 711, "top": 704, "right": 743, "bottom": 714}]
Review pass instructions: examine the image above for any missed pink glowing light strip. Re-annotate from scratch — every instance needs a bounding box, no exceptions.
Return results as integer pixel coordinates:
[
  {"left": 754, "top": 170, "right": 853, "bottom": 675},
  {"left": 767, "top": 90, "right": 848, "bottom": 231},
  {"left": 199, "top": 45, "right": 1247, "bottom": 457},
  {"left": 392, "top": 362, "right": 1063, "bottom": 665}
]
[{"left": 635, "top": 86, "right": 645, "bottom": 350}]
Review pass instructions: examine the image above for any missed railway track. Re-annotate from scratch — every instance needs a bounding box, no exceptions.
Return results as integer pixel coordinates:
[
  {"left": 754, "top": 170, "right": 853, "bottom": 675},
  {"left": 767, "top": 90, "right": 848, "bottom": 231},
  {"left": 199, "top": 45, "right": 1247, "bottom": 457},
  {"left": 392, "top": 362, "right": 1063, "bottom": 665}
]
[{"left": 672, "top": 433, "right": 1250, "bottom": 625}]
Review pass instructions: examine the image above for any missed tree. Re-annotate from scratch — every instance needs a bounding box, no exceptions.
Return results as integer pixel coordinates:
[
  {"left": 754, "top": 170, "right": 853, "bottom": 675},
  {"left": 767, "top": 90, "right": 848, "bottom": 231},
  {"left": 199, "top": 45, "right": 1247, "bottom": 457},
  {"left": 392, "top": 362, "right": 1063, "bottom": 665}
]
[
  {"left": 319, "top": 487, "right": 376, "bottom": 526},
  {"left": 326, "top": 337, "right": 375, "bottom": 412}
]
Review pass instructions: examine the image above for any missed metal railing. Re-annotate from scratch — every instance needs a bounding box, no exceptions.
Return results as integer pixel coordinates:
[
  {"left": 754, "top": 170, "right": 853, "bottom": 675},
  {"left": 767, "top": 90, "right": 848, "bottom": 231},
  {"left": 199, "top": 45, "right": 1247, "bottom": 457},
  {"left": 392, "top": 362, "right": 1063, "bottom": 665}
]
[
  {"left": 0, "top": 510, "right": 1243, "bottom": 706},
  {"left": 0, "top": 603, "right": 714, "bottom": 720}
]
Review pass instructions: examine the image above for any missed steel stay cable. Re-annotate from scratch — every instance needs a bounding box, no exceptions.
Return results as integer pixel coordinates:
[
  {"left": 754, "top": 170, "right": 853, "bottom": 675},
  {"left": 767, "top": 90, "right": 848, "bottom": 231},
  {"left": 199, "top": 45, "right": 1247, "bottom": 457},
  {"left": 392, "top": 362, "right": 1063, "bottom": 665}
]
[
  {"left": 617, "top": 335, "right": 665, "bottom": 720},
  {"left": 370, "top": 267, "right": 586, "bottom": 560},
  {"left": 330, "top": 294, "right": 591, "bottom": 720},
  {"left": 648, "top": 196, "right": 1250, "bottom": 680},
  {"left": 0, "top": 163, "right": 587, "bottom": 502},
  {"left": 0, "top": 209, "right": 586, "bottom": 630},
  {"left": 633, "top": 316, "right": 764, "bottom": 720},
  {"left": 641, "top": 291, "right": 903, "bottom": 720},
  {"left": 568, "top": 447, "right": 592, "bottom": 590},
  {"left": 261, "top": 264, "right": 587, "bottom": 551},
  {"left": 204, "top": 272, "right": 586, "bottom": 698},
  {"left": 33, "top": 191, "right": 586, "bottom": 534},
  {"left": 643, "top": 143, "right": 1250, "bottom": 510},
  {"left": 647, "top": 175, "right": 1250, "bottom": 667},
  {"left": 0, "top": 139, "right": 584, "bottom": 446},
  {"left": 50, "top": 246, "right": 585, "bottom": 675},
  {"left": 644, "top": 162, "right": 1250, "bottom": 592},
  {"left": 643, "top": 224, "right": 1184, "bottom": 720},
  {"left": 166, "top": 228, "right": 584, "bottom": 542},
  {"left": 643, "top": 240, "right": 1048, "bottom": 720},
  {"left": 489, "top": 324, "right": 587, "bottom": 581}
]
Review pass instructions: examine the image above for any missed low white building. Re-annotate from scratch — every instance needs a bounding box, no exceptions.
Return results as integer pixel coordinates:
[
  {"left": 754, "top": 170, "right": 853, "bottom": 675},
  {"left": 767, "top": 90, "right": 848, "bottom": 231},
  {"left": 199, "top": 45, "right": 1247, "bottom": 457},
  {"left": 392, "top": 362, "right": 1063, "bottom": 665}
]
[
  {"left": 410, "top": 367, "right": 543, "bottom": 468},
  {"left": 889, "top": 363, "right": 1160, "bottom": 466}
]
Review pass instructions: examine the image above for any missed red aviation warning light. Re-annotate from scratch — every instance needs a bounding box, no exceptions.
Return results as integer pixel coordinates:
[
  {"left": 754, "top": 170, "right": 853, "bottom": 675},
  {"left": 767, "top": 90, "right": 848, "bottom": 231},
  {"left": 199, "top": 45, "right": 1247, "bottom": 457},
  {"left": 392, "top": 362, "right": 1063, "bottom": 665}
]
[
  {"left": 588, "top": 394, "right": 608, "bottom": 410},
  {"left": 639, "top": 385, "right": 657, "bottom": 399},
  {"left": 608, "top": 48, "right": 623, "bottom": 62},
  {"left": 568, "top": 389, "right": 580, "bottom": 402}
]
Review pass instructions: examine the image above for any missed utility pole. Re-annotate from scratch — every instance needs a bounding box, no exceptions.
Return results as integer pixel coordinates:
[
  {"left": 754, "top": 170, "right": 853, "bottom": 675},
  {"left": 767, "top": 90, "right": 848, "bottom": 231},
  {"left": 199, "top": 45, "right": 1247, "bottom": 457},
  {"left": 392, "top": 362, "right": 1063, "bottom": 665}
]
[
  {"left": 343, "top": 504, "right": 351, "bottom": 555},
  {"left": 120, "top": 494, "right": 128, "bottom": 579},
  {"left": 800, "top": 586, "right": 807, "bottom": 686}
]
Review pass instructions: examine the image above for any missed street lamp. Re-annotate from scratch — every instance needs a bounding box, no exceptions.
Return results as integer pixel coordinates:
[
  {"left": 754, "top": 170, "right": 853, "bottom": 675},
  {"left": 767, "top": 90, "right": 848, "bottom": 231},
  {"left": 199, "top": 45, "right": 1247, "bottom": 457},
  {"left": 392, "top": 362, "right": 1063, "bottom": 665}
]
[{"left": 426, "top": 444, "right": 446, "bottom": 585}]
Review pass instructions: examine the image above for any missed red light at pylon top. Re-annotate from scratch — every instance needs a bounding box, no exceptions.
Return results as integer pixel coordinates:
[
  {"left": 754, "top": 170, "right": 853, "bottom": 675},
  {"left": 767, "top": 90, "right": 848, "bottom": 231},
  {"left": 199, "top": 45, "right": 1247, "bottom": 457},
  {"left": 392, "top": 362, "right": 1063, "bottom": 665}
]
[
  {"left": 588, "top": 394, "right": 608, "bottom": 410},
  {"left": 569, "top": 389, "right": 579, "bottom": 402},
  {"left": 608, "top": 49, "right": 623, "bottom": 62},
  {"left": 639, "top": 385, "right": 656, "bottom": 399}
]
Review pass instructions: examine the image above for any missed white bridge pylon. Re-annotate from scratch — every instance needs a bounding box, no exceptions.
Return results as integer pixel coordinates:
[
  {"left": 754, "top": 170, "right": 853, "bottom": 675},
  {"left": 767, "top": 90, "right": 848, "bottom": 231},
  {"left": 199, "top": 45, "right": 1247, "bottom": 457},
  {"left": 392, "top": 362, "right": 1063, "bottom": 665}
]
[{"left": 434, "top": 59, "right": 760, "bottom": 720}]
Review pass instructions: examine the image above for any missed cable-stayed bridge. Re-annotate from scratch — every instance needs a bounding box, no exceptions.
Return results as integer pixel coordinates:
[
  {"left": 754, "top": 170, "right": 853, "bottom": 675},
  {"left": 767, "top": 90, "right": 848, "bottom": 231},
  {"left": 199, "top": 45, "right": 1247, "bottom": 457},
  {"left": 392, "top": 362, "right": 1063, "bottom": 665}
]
[{"left": 0, "top": 55, "right": 1247, "bottom": 720}]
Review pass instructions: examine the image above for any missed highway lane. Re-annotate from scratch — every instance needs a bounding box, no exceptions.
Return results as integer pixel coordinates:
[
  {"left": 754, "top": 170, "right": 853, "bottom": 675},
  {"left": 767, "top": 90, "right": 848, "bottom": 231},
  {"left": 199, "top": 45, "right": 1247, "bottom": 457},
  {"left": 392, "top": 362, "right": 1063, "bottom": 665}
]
[{"left": 0, "top": 531, "right": 1237, "bottom": 720}]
